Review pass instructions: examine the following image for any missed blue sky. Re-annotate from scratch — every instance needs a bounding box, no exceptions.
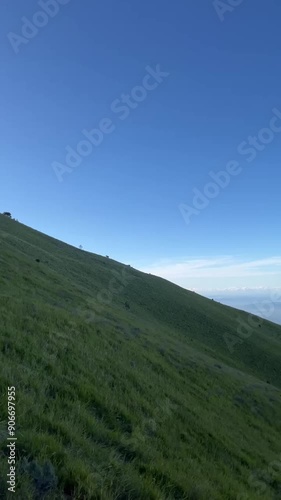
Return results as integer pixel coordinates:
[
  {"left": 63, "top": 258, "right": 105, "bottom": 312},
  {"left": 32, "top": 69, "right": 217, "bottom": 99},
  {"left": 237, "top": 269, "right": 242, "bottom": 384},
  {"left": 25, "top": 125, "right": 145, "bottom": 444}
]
[{"left": 1, "top": 0, "right": 281, "bottom": 292}]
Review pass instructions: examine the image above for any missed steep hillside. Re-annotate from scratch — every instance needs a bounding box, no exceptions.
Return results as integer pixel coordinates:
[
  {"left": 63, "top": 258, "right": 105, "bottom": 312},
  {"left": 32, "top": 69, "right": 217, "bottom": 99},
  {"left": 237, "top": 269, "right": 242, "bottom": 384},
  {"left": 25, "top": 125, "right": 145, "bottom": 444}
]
[{"left": 0, "top": 215, "right": 281, "bottom": 499}]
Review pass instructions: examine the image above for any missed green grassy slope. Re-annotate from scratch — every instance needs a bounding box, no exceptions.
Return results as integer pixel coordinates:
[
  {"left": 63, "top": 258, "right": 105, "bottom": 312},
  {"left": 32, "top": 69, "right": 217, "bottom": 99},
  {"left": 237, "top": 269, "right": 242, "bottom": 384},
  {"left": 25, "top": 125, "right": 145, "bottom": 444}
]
[{"left": 0, "top": 214, "right": 281, "bottom": 499}]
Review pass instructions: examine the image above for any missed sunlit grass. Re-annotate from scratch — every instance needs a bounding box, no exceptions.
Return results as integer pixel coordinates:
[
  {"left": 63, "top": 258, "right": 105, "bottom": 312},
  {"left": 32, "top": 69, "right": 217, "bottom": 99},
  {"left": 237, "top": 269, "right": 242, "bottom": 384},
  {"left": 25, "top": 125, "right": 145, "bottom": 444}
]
[{"left": 0, "top": 215, "right": 280, "bottom": 498}]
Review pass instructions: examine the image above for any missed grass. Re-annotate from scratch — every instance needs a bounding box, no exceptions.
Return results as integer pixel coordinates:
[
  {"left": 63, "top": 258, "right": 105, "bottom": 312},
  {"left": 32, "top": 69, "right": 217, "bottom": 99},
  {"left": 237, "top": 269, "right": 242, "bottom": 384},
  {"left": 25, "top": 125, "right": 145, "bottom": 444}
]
[{"left": 0, "top": 214, "right": 281, "bottom": 499}]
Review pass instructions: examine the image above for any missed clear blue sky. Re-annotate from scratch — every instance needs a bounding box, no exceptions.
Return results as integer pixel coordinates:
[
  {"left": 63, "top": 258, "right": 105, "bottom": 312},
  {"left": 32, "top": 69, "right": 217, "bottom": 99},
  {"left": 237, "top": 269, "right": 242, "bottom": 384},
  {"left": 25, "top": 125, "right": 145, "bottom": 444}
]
[{"left": 1, "top": 0, "right": 281, "bottom": 290}]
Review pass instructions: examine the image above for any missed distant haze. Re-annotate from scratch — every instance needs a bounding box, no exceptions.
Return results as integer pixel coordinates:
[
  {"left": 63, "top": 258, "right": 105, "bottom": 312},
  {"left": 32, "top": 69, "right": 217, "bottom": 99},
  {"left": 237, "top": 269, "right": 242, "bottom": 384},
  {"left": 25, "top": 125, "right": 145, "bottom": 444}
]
[{"left": 202, "top": 289, "right": 281, "bottom": 326}]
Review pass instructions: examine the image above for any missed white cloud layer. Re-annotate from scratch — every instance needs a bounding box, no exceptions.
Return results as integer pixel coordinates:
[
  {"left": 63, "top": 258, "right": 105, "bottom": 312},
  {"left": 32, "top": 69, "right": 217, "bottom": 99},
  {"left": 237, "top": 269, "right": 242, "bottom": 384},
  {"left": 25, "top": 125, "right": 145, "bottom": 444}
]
[{"left": 139, "top": 256, "right": 281, "bottom": 291}]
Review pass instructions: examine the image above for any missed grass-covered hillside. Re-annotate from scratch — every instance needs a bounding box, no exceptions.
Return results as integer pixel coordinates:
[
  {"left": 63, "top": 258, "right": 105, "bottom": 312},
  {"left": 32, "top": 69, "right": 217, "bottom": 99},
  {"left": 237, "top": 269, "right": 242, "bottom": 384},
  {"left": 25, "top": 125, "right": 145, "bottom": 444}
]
[{"left": 0, "top": 214, "right": 281, "bottom": 499}]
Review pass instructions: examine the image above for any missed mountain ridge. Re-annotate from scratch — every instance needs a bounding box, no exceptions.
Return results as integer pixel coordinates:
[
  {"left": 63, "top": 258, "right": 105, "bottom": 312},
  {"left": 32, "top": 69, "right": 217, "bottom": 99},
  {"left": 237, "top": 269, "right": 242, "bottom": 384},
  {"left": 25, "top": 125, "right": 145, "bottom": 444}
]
[{"left": 0, "top": 214, "right": 281, "bottom": 499}]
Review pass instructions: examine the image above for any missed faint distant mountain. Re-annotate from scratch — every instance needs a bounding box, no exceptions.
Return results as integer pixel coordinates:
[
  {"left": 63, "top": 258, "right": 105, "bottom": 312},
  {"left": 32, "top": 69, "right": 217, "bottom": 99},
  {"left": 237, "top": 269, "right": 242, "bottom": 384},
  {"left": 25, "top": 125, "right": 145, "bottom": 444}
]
[
  {"left": 241, "top": 303, "right": 281, "bottom": 325},
  {"left": 205, "top": 289, "right": 281, "bottom": 325}
]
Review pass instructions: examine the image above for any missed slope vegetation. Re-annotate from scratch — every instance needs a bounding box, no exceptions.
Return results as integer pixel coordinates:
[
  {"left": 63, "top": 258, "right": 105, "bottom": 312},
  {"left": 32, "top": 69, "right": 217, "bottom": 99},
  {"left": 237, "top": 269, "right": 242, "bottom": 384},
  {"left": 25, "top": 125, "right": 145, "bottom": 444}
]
[{"left": 0, "top": 215, "right": 281, "bottom": 499}]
